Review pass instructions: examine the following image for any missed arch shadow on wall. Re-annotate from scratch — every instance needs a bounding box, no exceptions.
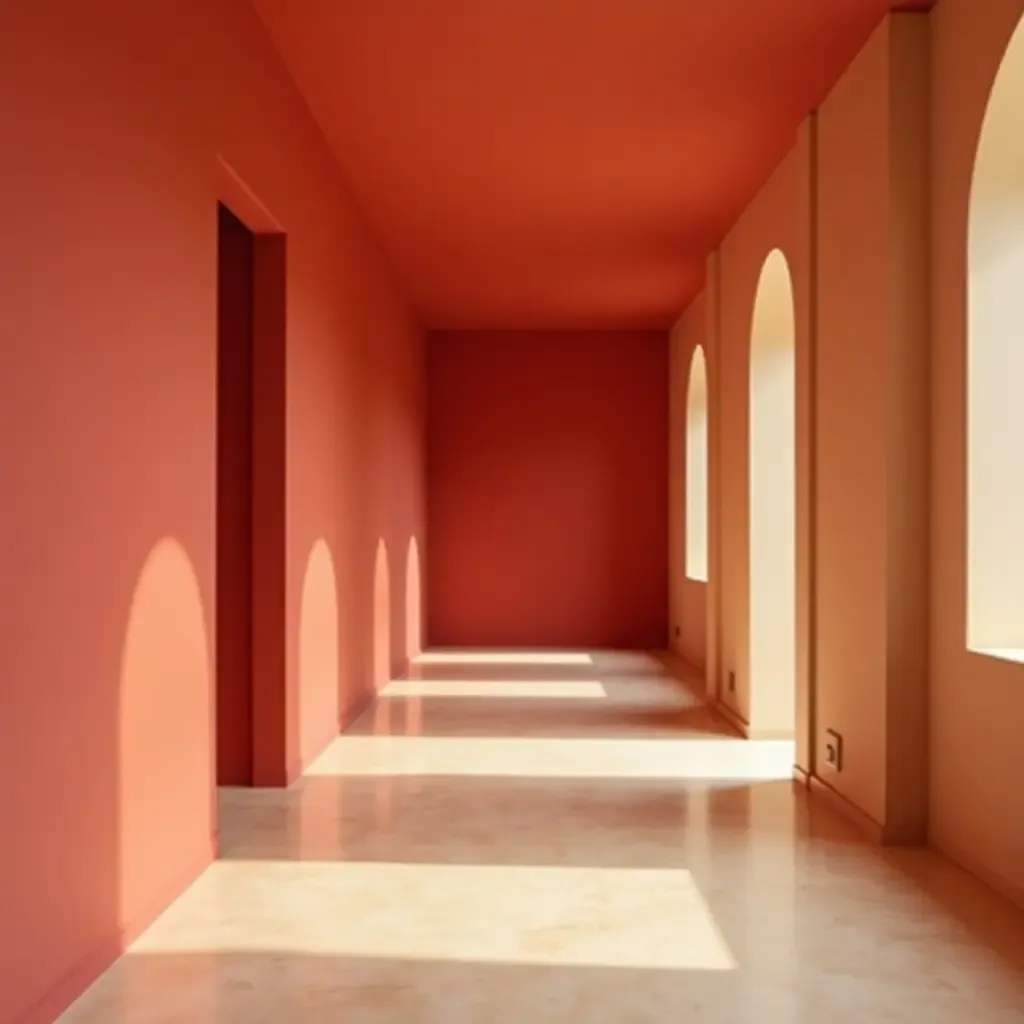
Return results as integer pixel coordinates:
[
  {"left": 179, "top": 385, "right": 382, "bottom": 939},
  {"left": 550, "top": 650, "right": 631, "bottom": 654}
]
[
  {"left": 403, "top": 535, "right": 424, "bottom": 738},
  {"left": 119, "top": 538, "right": 211, "bottom": 932},
  {"left": 748, "top": 248, "right": 797, "bottom": 737},
  {"left": 406, "top": 535, "right": 422, "bottom": 664},
  {"left": 686, "top": 346, "right": 709, "bottom": 583},
  {"left": 371, "top": 538, "right": 397, "bottom": 823},
  {"left": 966, "top": 13, "right": 1024, "bottom": 662},
  {"left": 298, "top": 539, "right": 340, "bottom": 764},
  {"left": 373, "top": 538, "right": 391, "bottom": 694}
]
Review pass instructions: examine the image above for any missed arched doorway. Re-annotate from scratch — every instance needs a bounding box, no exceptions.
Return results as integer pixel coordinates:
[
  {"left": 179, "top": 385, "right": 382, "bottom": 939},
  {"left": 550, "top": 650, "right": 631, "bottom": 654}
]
[
  {"left": 685, "top": 346, "right": 709, "bottom": 583},
  {"left": 748, "top": 249, "right": 796, "bottom": 736},
  {"left": 966, "top": 14, "right": 1024, "bottom": 659}
]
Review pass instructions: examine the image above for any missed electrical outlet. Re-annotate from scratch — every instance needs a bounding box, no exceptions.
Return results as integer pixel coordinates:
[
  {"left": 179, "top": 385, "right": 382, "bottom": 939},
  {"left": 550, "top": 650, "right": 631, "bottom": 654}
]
[
  {"left": 823, "top": 729, "right": 843, "bottom": 773},
  {"left": 728, "top": 671, "right": 736, "bottom": 692}
]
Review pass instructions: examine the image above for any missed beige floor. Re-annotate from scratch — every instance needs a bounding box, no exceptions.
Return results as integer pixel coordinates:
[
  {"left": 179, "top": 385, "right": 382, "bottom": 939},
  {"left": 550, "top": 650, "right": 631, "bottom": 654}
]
[{"left": 62, "top": 651, "right": 1024, "bottom": 1022}]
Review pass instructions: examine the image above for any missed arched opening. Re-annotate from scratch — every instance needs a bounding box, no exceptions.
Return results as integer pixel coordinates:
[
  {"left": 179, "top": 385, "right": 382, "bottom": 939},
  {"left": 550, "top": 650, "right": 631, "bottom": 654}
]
[
  {"left": 685, "top": 346, "right": 709, "bottom": 582},
  {"left": 966, "top": 15, "right": 1024, "bottom": 661},
  {"left": 748, "top": 249, "right": 796, "bottom": 735}
]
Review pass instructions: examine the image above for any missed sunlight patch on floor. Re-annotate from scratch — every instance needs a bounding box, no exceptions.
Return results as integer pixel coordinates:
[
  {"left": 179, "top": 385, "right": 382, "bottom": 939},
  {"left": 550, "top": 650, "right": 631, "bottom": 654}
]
[
  {"left": 414, "top": 651, "right": 595, "bottom": 666},
  {"left": 380, "top": 680, "right": 610, "bottom": 699},
  {"left": 306, "top": 735, "right": 796, "bottom": 780},
  {"left": 972, "top": 647, "right": 1024, "bottom": 665},
  {"left": 130, "top": 861, "right": 736, "bottom": 971}
]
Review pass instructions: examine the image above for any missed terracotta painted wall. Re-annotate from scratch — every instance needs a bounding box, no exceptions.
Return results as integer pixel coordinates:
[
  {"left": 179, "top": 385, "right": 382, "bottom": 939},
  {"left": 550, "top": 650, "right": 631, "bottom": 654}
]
[
  {"left": 427, "top": 331, "right": 668, "bottom": 649},
  {"left": 930, "top": 0, "right": 1024, "bottom": 906},
  {"left": 668, "top": 296, "right": 709, "bottom": 671},
  {"left": 0, "top": 3, "right": 426, "bottom": 1023}
]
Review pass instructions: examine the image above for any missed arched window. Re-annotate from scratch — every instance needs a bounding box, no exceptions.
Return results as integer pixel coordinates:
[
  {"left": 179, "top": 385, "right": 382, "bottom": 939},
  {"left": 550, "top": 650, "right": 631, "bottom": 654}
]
[
  {"left": 966, "top": 15, "right": 1024, "bottom": 660},
  {"left": 748, "top": 248, "right": 796, "bottom": 734},
  {"left": 685, "top": 346, "right": 709, "bottom": 581}
]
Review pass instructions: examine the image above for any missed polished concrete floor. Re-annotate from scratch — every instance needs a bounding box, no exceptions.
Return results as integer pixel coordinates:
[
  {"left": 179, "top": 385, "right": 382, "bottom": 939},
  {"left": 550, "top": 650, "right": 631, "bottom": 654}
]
[{"left": 62, "top": 651, "right": 1024, "bottom": 1022}]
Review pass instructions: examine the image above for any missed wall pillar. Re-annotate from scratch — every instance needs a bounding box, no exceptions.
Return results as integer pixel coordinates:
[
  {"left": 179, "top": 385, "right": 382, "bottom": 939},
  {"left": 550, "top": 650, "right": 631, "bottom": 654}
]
[{"left": 814, "top": 12, "right": 931, "bottom": 842}]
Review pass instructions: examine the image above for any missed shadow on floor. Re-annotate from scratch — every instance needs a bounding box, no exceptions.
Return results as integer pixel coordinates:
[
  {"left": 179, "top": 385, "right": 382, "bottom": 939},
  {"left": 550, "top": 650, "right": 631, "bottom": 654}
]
[
  {"left": 61, "top": 950, "right": 785, "bottom": 1023},
  {"left": 406, "top": 649, "right": 690, "bottom": 683},
  {"left": 217, "top": 776, "right": 835, "bottom": 868},
  {"left": 346, "top": 696, "right": 732, "bottom": 740},
  {"left": 60, "top": 649, "right": 1024, "bottom": 1022},
  {"left": 62, "top": 914, "right": 1024, "bottom": 1023}
]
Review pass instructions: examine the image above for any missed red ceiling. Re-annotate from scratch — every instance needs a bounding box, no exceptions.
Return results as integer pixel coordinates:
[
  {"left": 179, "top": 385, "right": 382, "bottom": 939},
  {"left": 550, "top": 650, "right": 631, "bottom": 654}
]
[{"left": 253, "top": 0, "right": 930, "bottom": 330}]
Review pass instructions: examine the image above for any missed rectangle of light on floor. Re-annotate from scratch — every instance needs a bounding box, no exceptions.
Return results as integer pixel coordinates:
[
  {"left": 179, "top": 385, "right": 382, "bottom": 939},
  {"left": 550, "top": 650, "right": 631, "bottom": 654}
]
[
  {"left": 414, "top": 651, "right": 594, "bottom": 666},
  {"left": 306, "top": 735, "right": 796, "bottom": 781},
  {"left": 131, "top": 862, "right": 736, "bottom": 971},
  {"left": 380, "top": 680, "right": 609, "bottom": 699}
]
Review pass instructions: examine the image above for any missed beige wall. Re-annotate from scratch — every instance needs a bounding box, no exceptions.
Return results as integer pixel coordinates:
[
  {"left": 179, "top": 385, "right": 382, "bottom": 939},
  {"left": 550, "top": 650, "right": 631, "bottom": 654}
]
[
  {"left": 671, "top": 1, "right": 1024, "bottom": 903},
  {"left": 668, "top": 293, "right": 709, "bottom": 672},
  {"left": 692, "top": 14, "right": 927, "bottom": 811},
  {"left": 930, "top": 0, "right": 1024, "bottom": 906},
  {"left": 715, "top": 128, "right": 812, "bottom": 752},
  {"left": 711, "top": 14, "right": 930, "bottom": 826},
  {"left": 817, "top": 15, "right": 931, "bottom": 839}
]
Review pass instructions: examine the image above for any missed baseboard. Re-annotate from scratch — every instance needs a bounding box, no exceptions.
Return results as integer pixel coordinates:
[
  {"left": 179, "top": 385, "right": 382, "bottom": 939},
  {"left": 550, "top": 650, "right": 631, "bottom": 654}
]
[
  {"left": 655, "top": 651, "right": 706, "bottom": 694},
  {"left": 289, "top": 689, "right": 380, "bottom": 782},
  {"left": 711, "top": 698, "right": 748, "bottom": 738},
  {"left": 121, "top": 842, "right": 217, "bottom": 947},
  {"left": 801, "top": 771, "right": 884, "bottom": 844},
  {"left": 931, "top": 840, "right": 1024, "bottom": 913},
  {"left": 339, "top": 688, "right": 375, "bottom": 733},
  {"left": 657, "top": 648, "right": 702, "bottom": 675},
  {"left": 15, "top": 842, "right": 215, "bottom": 1024},
  {"left": 879, "top": 818, "right": 928, "bottom": 847},
  {"left": 801, "top": 774, "right": 1024, "bottom": 912},
  {"left": 285, "top": 686, "right": 395, "bottom": 784},
  {"left": 295, "top": 706, "right": 363, "bottom": 781}
]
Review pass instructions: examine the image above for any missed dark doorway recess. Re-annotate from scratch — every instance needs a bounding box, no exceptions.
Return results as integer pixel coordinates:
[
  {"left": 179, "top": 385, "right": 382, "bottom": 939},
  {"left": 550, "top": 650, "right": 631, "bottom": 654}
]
[{"left": 216, "top": 202, "right": 256, "bottom": 786}]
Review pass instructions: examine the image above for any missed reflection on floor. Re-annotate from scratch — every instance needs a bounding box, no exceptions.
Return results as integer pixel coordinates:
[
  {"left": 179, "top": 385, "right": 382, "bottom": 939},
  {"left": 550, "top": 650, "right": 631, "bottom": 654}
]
[{"left": 61, "top": 650, "right": 1024, "bottom": 1022}]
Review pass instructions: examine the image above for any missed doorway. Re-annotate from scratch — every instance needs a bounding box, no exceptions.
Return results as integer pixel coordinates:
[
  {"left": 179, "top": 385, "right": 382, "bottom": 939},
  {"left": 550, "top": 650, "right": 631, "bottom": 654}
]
[
  {"left": 216, "top": 202, "right": 255, "bottom": 786},
  {"left": 748, "top": 248, "right": 796, "bottom": 737}
]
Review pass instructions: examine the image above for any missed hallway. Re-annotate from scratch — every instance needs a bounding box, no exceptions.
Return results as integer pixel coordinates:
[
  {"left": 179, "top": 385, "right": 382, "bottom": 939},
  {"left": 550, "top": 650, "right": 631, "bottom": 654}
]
[{"left": 60, "top": 652, "right": 1024, "bottom": 1023}]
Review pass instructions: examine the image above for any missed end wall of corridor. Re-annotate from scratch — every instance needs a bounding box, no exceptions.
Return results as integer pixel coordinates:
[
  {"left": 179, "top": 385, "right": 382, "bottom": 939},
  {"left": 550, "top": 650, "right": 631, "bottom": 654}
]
[{"left": 427, "top": 330, "right": 669, "bottom": 649}]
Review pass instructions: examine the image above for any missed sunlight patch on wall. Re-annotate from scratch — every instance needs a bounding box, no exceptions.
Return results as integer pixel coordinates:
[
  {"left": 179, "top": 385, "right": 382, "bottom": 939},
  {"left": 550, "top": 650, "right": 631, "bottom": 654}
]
[
  {"left": 119, "top": 537, "right": 211, "bottom": 928},
  {"left": 966, "top": 14, "right": 1024, "bottom": 655},
  {"left": 685, "top": 345, "right": 709, "bottom": 582},
  {"left": 373, "top": 539, "right": 391, "bottom": 691},
  {"left": 298, "top": 538, "right": 340, "bottom": 759},
  {"left": 748, "top": 248, "right": 796, "bottom": 736}
]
